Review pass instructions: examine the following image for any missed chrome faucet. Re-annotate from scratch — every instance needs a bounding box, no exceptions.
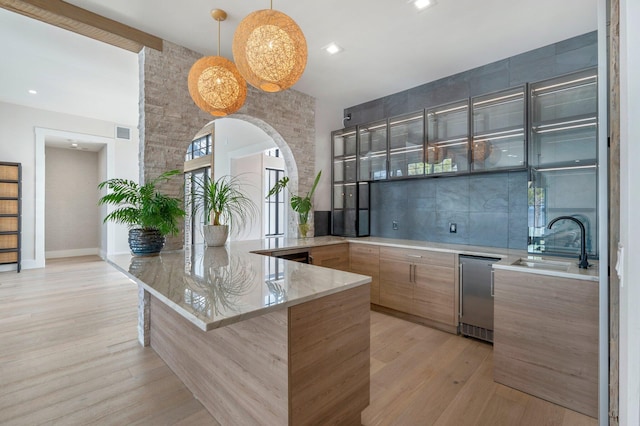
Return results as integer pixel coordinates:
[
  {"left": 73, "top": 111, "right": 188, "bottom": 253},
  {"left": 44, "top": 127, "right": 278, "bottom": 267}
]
[{"left": 547, "top": 216, "right": 589, "bottom": 269}]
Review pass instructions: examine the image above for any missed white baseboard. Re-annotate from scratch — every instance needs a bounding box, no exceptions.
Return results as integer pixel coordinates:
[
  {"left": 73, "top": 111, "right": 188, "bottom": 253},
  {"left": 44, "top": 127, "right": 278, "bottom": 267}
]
[
  {"left": 0, "top": 259, "right": 41, "bottom": 272},
  {"left": 45, "top": 248, "right": 100, "bottom": 259},
  {"left": 0, "top": 264, "right": 19, "bottom": 273}
]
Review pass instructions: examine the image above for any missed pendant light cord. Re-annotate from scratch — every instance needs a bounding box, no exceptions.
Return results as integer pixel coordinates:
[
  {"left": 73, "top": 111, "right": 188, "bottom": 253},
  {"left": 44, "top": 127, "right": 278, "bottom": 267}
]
[
  {"left": 270, "top": 0, "right": 273, "bottom": 9},
  {"left": 217, "top": 19, "right": 221, "bottom": 56}
]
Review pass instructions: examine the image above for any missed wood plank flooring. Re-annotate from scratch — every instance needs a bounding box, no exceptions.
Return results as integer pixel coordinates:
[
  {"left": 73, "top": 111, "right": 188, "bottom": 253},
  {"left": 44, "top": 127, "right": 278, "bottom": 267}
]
[{"left": 0, "top": 257, "right": 597, "bottom": 425}]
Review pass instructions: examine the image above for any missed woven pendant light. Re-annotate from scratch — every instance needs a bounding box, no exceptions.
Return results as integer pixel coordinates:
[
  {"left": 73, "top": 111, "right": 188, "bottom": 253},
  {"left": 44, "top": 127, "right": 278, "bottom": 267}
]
[
  {"left": 188, "top": 9, "right": 247, "bottom": 117},
  {"left": 232, "top": 2, "right": 307, "bottom": 93}
]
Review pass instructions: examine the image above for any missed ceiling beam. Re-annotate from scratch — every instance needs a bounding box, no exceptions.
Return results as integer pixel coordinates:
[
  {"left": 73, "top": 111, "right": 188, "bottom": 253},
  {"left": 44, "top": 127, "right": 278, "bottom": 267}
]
[{"left": 0, "top": 0, "right": 163, "bottom": 52}]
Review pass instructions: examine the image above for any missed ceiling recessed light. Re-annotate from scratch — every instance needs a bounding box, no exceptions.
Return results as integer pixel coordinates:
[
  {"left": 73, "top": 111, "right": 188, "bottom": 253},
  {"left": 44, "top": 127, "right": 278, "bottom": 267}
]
[
  {"left": 413, "top": 0, "right": 436, "bottom": 10},
  {"left": 323, "top": 42, "right": 343, "bottom": 55},
  {"left": 28, "top": 89, "right": 37, "bottom": 95},
  {"left": 71, "top": 143, "right": 78, "bottom": 148}
]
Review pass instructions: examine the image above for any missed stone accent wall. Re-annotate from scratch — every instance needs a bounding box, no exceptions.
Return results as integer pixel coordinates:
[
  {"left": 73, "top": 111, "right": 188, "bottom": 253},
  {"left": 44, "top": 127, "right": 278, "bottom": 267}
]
[
  {"left": 137, "top": 285, "right": 150, "bottom": 347},
  {"left": 139, "top": 41, "right": 316, "bottom": 248}
]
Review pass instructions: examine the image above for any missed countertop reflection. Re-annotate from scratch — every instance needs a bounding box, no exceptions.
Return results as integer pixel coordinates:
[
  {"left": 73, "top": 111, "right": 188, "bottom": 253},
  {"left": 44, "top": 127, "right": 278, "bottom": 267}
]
[{"left": 108, "top": 239, "right": 370, "bottom": 331}]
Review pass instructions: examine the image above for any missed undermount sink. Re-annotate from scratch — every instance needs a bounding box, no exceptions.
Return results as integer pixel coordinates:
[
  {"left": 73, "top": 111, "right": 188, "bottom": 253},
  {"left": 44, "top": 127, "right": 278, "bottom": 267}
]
[{"left": 511, "top": 257, "right": 572, "bottom": 272}]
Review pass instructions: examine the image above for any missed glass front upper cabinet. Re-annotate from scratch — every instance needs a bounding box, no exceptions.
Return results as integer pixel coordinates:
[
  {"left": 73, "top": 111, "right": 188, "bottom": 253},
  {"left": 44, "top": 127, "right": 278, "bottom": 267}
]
[
  {"left": 529, "top": 69, "right": 598, "bottom": 168},
  {"left": 528, "top": 166, "right": 598, "bottom": 258},
  {"left": 471, "top": 87, "right": 526, "bottom": 171},
  {"left": 388, "top": 112, "right": 425, "bottom": 179},
  {"left": 331, "top": 128, "right": 369, "bottom": 237},
  {"left": 332, "top": 127, "right": 357, "bottom": 184},
  {"left": 331, "top": 182, "right": 369, "bottom": 237},
  {"left": 426, "top": 100, "right": 469, "bottom": 175},
  {"left": 528, "top": 68, "right": 598, "bottom": 258},
  {"left": 358, "top": 119, "right": 388, "bottom": 181}
]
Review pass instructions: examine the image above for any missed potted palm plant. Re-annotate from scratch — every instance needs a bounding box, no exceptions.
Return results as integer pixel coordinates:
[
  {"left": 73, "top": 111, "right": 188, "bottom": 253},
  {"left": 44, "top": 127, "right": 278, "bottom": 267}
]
[
  {"left": 98, "top": 169, "right": 185, "bottom": 256},
  {"left": 267, "top": 170, "right": 321, "bottom": 238},
  {"left": 193, "top": 175, "right": 258, "bottom": 246}
]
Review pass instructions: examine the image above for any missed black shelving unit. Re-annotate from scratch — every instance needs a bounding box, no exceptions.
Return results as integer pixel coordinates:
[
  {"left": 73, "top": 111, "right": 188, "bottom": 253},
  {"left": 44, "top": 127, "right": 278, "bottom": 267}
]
[{"left": 0, "top": 162, "right": 21, "bottom": 272}]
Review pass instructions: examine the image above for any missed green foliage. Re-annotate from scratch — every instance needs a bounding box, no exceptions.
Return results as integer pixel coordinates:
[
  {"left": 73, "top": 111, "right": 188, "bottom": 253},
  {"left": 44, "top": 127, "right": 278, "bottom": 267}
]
[
  {"left": 266, "top": 170, "right": 322, "bottom": 225},
  {"left": 98, "top": 169, "right": 185, "bottom": 236},
  {"left": 193, "top": 175, "right": 258, "bottom": 230}
]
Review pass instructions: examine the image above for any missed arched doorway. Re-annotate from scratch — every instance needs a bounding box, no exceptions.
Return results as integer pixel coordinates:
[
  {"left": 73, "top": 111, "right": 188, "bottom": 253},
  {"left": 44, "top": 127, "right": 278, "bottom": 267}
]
[
  {"left": 183, "top": 116, "right": 299, "bottom": 244},
  {"left": 140, "top": 51, "right": 316, "bottom": 251}
]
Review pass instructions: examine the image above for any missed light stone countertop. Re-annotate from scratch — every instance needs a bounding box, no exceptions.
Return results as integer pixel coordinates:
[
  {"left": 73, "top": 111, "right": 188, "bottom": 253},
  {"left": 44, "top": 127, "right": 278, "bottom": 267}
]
[
  {"left": 108, "top": 237, "right": 370, "bottom": 332},
  {"left": 108, "top": 235, "right": 599, "bottom": 332},
  {"left": 349, "top": 236, "right": 599, "bottom": 281}
]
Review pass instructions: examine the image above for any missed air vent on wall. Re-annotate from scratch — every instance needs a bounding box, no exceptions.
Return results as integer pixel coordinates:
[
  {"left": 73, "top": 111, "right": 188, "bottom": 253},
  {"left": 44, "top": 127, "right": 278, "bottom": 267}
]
[{"left": 115, "top": 125, "right": 131, "bottom": 141}]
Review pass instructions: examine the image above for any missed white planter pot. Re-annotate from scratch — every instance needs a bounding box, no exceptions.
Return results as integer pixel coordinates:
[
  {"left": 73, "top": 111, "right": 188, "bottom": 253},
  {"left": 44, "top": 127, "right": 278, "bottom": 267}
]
[{"left": 203, "top": 225, "right": 229, "bottom": 247}]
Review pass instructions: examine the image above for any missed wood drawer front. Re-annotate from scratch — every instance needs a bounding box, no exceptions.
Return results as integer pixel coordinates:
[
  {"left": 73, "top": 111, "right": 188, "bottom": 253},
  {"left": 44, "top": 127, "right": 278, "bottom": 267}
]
[
  {"left": 0, "top": 234, "right": 18, "bottom": 249},
  {"left": 0, "top": 200, "right": 18, "bottom": 215},
  {"left": 0, "top": 182, "right": 18, "bottom": 198},
  {"left": 412, "top": 264, "right": 456, "bottom": 325},
  {"left": 0, "top": 217, "right": 18, "bottom": 232},
  {"left": 493, "top": 269, "right": 598, "bottom": 418},
  {"left": 310, "top": 243, "right": 349, "bottom": 271},
  {"left": 0, "top": 165, "right": 19, "bottom": 181},
  {"left": 350, "top": 244, "right": 379, "bottom": 274},
  {"left": 0, "top": 252, "right": 18, "bottom": 263},
  {"left": 379, "top": 247, "right": 454, "bottom": 268}
]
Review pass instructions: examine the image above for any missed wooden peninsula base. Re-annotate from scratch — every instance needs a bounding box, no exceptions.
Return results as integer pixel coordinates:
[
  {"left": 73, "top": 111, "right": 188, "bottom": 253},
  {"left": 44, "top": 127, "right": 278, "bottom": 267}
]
[{"left": 149, "top": 284, "right": 370, "bottom": 425}]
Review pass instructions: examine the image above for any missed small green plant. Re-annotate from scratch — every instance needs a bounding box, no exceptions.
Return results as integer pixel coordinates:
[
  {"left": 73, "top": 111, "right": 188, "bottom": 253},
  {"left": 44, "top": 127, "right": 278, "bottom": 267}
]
[
  {"left": 194, "top": 175, "right": 258, "bottom": 231},
  {"left": 267, "top": 170, "right": 322, "bottom": 226},
  {"left": 98, "top": 169, "right": 185, "bottom": 236}
]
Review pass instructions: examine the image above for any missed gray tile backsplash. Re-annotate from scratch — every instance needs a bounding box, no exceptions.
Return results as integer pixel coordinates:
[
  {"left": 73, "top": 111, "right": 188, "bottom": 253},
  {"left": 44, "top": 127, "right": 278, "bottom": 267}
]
[
  {"left": 469, "top": 174, "right": 509, "bottom": 213},
  {"left": 370, "top": 171, "right": 528, "bottom": 249}
]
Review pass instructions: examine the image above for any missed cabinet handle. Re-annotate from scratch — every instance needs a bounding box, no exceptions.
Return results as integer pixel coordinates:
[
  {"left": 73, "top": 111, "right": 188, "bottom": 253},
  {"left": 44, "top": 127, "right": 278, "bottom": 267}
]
[
  {"left": 406, "top": 254, "right": 423, "bottom": 258},
  {"left": 490, "top": 269, "right": 495, "bottom": 297},
  {"left": 409, "top": 264, "right": 413, "bottom": 283},
  {"left": 413, "top": 264, "right": 417, "bottom": 283},
  {"left": 459, "top": 263, "right": 463, "bottom": 319}
]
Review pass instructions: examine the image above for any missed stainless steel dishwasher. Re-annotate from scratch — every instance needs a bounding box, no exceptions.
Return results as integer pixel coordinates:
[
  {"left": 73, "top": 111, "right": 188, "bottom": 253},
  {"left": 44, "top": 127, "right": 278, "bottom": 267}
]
[{"left": 459, "top": 255, "right": 500, "bottom": 343}]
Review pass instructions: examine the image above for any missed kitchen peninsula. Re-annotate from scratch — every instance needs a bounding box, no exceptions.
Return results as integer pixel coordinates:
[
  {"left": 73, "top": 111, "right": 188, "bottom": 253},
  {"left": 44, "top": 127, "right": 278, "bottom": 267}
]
[{"left": 108, "top": 238, "right": 371, "bottom": 425}]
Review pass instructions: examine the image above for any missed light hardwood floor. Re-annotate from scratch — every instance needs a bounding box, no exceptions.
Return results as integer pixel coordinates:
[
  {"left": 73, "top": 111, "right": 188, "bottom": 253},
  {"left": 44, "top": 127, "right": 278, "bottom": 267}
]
[{"left": 0, "top": 257, "right": 597, "bottom": 425}]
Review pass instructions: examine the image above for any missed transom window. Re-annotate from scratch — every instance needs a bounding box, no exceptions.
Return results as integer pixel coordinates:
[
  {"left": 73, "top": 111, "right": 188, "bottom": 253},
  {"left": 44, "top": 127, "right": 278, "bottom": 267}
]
[{"left": 185, "top": 134, "right": 213, "bottom": 161}]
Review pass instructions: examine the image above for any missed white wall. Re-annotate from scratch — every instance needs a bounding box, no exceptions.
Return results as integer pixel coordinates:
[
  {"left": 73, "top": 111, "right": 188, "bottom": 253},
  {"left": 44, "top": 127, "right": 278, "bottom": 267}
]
[
  {"left": 618, "top": 0, "right": 640, "bottom": 424},
  {"left": 314, "top": 99, "right": 345, "bottom": 211},
  {"left": 230, "top": 153, "right": 264, "bottom": 241},
  {"left": 213, "top": 118, "right": 276, "bottom": 180},
  {"left": 45, "top": 147, "right": 100, "bottom": 257},
  {"left": 98, "top": 144, "right": 108, "bottom": 256},
  {"left": 0, "top": 102, "right": 138, "bottom": 269}
]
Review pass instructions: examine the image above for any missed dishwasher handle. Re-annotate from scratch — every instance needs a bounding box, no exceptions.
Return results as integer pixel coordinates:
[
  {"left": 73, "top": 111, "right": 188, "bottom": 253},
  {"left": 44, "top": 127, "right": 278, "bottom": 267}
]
[
  {"left": 490, "top": 269, "right": 495, "bottom": 297},
  {"left": 459, "top": 263, "right": 463, "bottom": 319}
]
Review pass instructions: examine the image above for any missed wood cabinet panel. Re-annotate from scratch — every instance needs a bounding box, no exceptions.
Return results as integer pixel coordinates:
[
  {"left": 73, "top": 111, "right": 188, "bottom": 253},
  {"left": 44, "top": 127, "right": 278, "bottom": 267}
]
[
  {"left": 350, "top": 244, "right": 380, "bottom": 304},
  {"left": 493, "top": 269, "right": 598, "bottom": 418},
  {"left": 379, "top": 247, "right": 456, "bottom": 328},
  {"left": 379, "top": 249, "right": 413, "bottom": 311},
  {"left": 412, "top": 264, "right": 456, "bottom": 325},
  {"left": 379, "top": 278, "right": 413, "bottom": 313},
  {"left": 289, "top": 284, "right": 370, "bottom": 425},
  {"left": 310, "top": 243, "right": 350, "bottom": 271}
]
